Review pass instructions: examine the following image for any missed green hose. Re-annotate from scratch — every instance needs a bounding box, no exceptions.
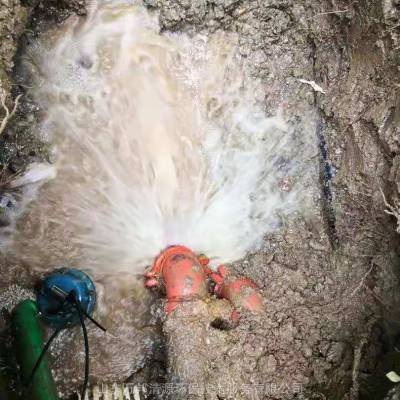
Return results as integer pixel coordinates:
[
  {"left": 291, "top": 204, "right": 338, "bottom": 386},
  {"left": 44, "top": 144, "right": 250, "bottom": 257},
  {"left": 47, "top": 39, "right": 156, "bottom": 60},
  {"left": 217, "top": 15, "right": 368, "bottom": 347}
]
[{"left": 12, "top": 300, "right": 59, "bottom": 400}]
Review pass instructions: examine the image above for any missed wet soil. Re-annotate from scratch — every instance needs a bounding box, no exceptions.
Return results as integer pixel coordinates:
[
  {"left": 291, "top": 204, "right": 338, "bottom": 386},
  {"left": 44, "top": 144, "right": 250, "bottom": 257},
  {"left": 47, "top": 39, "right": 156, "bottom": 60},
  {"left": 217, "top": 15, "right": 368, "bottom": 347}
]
[{"left": 0, "top": 1, "right": 400, "bottom": 399}]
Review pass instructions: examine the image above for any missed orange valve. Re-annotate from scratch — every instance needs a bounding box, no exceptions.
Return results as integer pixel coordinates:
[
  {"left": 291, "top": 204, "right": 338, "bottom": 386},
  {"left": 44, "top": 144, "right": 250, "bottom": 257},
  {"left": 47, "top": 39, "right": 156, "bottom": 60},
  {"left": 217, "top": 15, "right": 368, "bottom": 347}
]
[
  {"left": 145, "top": 246, "right": 209, "bottom": 314},
  {"left": 210, "top": 265, "right": 263, "bottom": 318}
]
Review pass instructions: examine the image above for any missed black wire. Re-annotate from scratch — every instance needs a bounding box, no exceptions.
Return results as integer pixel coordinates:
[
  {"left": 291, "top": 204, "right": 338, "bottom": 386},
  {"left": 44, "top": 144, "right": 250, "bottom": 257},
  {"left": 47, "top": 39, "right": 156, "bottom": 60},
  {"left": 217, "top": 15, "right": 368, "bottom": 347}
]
[
  {"left": 23, "top": 325, "right": 64, "bottom": 392},
  {"left": 71, "top": 292, "right": 90, "bottom": 400},
  {"left": 25, "top": 290, "right": 105, "bottom": 399},
  {"left": 80, "top": 308, "right": 107, "bottom": 332},
  {"left": 65, "top": 291, "right": 106, "bottom": 332}
]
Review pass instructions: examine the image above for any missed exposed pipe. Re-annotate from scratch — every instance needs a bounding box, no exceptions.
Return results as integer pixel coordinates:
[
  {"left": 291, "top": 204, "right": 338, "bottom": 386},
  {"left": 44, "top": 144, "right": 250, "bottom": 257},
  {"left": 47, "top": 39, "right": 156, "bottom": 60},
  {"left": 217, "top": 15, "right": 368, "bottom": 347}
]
[{"left": 12, "top": 300, "right": 59, "bottom": 400}]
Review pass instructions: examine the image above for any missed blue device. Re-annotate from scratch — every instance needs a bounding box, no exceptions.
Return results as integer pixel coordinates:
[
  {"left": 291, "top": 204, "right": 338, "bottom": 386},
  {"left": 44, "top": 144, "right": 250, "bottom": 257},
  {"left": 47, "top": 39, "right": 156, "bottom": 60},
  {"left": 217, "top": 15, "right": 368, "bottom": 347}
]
[{"left": 36, "top": 268, "right": 96, "bottom": 327}]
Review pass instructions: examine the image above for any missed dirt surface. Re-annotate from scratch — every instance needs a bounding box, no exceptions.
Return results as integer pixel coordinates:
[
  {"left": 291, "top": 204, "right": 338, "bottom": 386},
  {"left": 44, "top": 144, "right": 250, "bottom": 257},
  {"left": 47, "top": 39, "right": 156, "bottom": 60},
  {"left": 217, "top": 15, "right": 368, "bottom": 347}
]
[
  {"left": 0, "top": 0, "right": 85, "bottom": 176},
  {"left": 151, "top": 1, "right": 400, "bottom": 399},
  {"left": 0, "top": 0, "right": 400, "bottom": 399}
]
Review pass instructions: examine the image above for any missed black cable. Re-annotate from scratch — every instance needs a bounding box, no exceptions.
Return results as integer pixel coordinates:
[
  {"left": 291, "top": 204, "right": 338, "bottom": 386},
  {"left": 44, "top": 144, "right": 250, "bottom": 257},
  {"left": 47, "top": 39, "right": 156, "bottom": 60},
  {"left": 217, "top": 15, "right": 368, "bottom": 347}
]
[
  {"left": 23, "top": 325, "right": 64, "bottom": 391},
  {"left": 71, "top": 292, "right": 90, "bottom": 400},
  {"left": 80, "top": 307, "right": 107, "bottom": 332},
  {"left": 69, "top": 292, "right": 106, "bottom": 399},
  {"left": 25, "top": 290, "right": 105, "bottom": 399},
  {"left": 65, "top": 290, "right": 106, "bottom": 332}
]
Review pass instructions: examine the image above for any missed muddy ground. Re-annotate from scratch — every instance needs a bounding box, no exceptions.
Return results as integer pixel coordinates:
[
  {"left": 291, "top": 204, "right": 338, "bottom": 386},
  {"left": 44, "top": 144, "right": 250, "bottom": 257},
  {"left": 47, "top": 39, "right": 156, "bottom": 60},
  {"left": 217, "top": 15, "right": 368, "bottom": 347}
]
[{"left": 0, "top": 0, "right": 400, "bottom": 399}]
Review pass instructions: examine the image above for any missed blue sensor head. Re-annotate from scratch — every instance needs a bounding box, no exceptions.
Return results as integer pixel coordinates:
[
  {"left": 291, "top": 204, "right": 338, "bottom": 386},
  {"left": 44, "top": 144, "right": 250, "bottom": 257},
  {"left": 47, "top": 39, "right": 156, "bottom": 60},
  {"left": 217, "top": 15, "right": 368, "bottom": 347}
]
[{"left": 36, "top": 268, "right": 96, "bottom": 327}]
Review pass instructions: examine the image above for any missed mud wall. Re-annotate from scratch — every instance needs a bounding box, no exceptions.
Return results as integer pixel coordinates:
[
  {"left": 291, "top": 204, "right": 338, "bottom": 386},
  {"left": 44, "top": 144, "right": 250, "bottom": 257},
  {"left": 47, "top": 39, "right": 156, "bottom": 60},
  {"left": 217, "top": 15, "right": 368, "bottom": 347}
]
[
  {"left": 148, "top": 1, "right": 400, "bottom": 399},
  {"left": 0, "top": 0, "right": 84, "bottom": 92}
]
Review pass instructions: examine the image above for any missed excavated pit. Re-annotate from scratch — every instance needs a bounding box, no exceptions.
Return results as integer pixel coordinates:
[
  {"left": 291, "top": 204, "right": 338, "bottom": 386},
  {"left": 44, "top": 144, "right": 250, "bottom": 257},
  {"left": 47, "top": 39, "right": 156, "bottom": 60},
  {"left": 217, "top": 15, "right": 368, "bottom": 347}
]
[{"left": 0, "top": 1, "right": 399, "bottom": 399}]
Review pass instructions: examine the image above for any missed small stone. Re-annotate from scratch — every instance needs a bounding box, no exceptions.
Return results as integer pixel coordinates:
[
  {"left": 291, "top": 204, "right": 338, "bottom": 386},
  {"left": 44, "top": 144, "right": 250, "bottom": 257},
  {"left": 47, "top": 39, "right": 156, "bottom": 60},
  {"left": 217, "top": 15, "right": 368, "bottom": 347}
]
[
  {"left": 258, "top": 354, "right": 277, "bottom": 373},
  {"left": 326, "top": 342, "right": 346, "bottom": 364},
  {"left": 143, "top": 0, "right": 158, "bottom": 8}
]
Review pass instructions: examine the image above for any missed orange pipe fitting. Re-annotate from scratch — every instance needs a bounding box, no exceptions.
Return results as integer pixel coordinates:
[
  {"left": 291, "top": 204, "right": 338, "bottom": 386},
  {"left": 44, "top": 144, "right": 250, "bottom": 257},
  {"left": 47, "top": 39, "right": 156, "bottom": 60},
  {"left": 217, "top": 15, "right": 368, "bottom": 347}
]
[
  {"left": 145, "top": 246, "right": 209, "bottom": 314},
  {"left": 209, "top": 265, "right": 263, "bottom": 319},
  {"left": 145, "top": 246, "right": 263, "bottom": 320}
]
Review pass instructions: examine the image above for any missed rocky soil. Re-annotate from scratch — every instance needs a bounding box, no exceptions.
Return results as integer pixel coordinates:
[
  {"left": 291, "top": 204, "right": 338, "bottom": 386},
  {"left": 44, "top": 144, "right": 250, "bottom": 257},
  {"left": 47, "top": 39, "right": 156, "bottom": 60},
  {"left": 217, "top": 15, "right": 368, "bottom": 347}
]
[{"left": 0, "top": 1, "right": 399, "bottom": 400}]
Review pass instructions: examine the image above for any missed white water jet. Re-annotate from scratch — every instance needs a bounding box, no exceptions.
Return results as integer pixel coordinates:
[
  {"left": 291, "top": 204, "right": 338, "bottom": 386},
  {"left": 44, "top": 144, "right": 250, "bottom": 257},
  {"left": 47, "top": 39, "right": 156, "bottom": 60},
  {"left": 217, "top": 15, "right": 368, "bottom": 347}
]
[{"left": 13, "top": 1, "right": 316, "bottom": 274}]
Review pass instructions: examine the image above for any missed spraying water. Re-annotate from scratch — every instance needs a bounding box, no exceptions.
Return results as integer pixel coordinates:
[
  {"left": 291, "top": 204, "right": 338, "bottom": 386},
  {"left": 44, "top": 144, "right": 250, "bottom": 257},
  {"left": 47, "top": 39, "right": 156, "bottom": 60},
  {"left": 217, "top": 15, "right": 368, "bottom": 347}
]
[{"left": 13, "top": 1, "right": 316, "bottom": 274}]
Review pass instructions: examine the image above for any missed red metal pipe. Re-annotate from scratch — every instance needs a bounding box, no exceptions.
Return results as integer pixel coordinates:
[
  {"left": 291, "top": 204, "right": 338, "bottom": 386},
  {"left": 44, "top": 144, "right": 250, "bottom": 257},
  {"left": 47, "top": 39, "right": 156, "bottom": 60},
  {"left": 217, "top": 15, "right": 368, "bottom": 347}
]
[
  {"left": 145, "top": 246, "right": 263, "bottom": 319},
  {"left": 145, "top": 246, "right": 209, "bottom": 314}
]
